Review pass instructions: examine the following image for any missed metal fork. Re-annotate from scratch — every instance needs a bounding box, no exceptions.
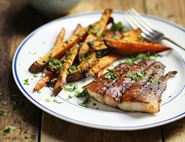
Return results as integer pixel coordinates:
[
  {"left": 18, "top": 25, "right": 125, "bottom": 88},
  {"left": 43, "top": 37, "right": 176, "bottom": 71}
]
[{"left": 124, "top": 8, "right": 185, "bottom": 51}]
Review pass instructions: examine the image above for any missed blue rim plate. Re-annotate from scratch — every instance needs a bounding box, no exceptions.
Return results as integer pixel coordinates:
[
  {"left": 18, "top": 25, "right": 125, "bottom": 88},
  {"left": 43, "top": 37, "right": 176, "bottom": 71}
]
[{"left": 12, "top": 11, "right": 185, "bottom": 130}]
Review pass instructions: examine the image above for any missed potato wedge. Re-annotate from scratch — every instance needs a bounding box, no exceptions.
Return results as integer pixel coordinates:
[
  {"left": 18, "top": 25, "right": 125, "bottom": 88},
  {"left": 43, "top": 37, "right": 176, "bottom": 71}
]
[
  {"left": 88, "top": 54, "right": 120, "bottom": 77},
  {"left": 29, "top": 24, "right": 86, "bottom": 73},
  {"left": 104, "top": 39, "right": 171, "bottom": 55},
  {"left": 78, "top": 9, "right": 112, "bottom": 61},
  {"left": 34, "top": 71, "right": 55, "bottom": 92},
  {"left": 67, "top": 52, "right": 97, "bottom": 82},
  {"left": 53, "top": 44, "right": 80, "bottom": 95},
  {"left": 88, "top": 8, "right": 112, "bottom": 37}
]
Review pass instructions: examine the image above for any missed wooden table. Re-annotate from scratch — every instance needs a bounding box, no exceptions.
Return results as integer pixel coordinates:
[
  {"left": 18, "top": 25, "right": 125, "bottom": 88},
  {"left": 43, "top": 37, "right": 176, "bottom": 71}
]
[{"left": 0, "top": 0, "right": 185, "bottom": 141}]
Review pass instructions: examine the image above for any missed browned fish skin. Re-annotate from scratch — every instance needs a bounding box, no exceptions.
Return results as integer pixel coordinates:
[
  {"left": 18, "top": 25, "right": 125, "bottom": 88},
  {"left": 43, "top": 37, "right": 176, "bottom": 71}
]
[
  {"left": 84, "top": 59, "right": 155, "bottom": 107},
  {"left": 85, "top": 58, "right": 177, "bottom": 113},
  {"left": 153, "top": 71, "right": 177, "bottom": 100},
  {"left": 103, "top": 60, "right": 155, "bottom": 102}
]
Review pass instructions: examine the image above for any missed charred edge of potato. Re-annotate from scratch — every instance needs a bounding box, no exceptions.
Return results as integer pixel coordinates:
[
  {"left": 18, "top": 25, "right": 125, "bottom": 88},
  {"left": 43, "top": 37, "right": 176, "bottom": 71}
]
[{"left": 29, "top": 62, "right": 45, "bottom": 73}]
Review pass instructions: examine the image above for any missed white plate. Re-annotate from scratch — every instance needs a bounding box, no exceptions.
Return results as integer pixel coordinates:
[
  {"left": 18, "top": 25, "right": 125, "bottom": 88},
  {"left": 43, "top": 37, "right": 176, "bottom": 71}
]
[{"left": 12, "top": 11, "right": 185, "bottom": 130}]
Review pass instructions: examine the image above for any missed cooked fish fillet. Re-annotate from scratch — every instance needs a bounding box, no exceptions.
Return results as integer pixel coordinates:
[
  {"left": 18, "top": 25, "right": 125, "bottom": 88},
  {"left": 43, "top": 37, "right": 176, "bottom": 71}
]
[{"left": 84, "top": 59, "right": 177, "bottom": 113}]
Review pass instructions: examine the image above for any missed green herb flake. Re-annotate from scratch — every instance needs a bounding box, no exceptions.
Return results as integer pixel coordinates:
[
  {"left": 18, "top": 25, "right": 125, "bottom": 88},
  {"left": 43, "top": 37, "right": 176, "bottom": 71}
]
[
  {"left": 76, "top": 33, "right": 81, "bottom": 37},
  {"left": 106, "top": 66, "right": 114, "bottom": 72},
  {"left": 76, "top": 89, "right": 90, "bottom": 106},
  {"left": 149, "top": 77, "right": 159, "bottom": 85},
  {"left": 0, "top": 110, "right": 6, "bottom": 116},
  {"left": 48, "top": 58, "right": 64, "bottom": 71},
  {"left": 64, "top": 84, "right": 77, "bottom": 92},
  {"left": 97, "top": 50, "right": 109, "bottom": 57},
  {"left": 125, "top": 70, "right": 146, "bottom": 82},
  {"left": 74, "top": 90, "right": 81, "bottom": 96},
  {"left": 68, "top": 66, "right": 77, "bottom": 73},
  {"left": 111, "top": 22, "right": 124, "bottom": 31},
  {"left": 53, "top": 99, "right": 62, "bottom": 104},
  {"left": 33, "top": 74, "right": 38, "bottom": 78},
  {"left": 67, "top": 95, "right": 73, "bottom": 99},
  {"left": 2, "top": 126, "right": 17, "bottom": 134},
  {"left": 123, "top": 53, "right": 161, "bottom": 65},
  {"left": 104, "top": 71, "right": 118, "bottom": 80},
  {"left": 12, "top": 94, "right": 21, "bottom": 110},
  {"left": 23, "top": 79, "right": 29, "bottom": 85},
  {"left": 45, "top": 99, "right": 50, "bottom": 103},
  {"left": 81, "top": 54, "right": 91, "bottom": 61}
]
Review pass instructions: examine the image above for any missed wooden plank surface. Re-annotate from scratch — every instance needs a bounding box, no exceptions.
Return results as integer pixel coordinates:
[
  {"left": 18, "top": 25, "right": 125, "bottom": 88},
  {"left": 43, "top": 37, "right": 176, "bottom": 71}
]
[
  {"left": 0, "top": 0, "right": 48, "bottom": 141},
  {"left": 0, "top": 0, "right": 185, "bottom": 142}
]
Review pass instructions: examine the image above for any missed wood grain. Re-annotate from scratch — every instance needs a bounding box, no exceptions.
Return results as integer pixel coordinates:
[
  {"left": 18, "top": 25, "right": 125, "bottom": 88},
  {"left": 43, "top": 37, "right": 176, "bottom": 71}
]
[
  {"left": 40, "top": 112, "right": 162, "bottom": 142},
  {"left": 0, "top": 0, "right": 48, "bottom": 141},
  {"left": 145, "top": 0, "right": 185, "bottom": 142}
]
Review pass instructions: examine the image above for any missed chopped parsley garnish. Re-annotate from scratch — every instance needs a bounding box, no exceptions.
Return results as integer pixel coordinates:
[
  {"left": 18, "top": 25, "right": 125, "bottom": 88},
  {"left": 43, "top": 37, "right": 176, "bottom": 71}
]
[
  {"left": 0, "top": 110, "right": 6, "bottom": 116},
  {"left": 136, "top": 69, "right": 147, "bottom": 78},
  {"left": 68, "top": 66, "right": 77, "bottom": 73},
  {"left": 48, "top": 58, "right": 64, "bottom": 71},
  {"left": 104, "top": 70, "right": 118, "bottom": 80},
  {"left": 23, "top": 79, "right": 29, "bottom": 85},
  {"left": 81, "top": 54, "right": 91, "bottom": 61},
  {"left": 2, "top": 126, "right": 17, "bottom": 133},
  {"left": 125, "top": 69, "right": 147, "bottom": 82},
  {"left": 123, "top": 53, "right": 161, "bottom": 65},
  {"left": 53, "top": 99, "right": 62, "bottom": 104},
  {"left": 12, "top": 93, "right": 22, "bottom": 110},
  {"left": 94, "top": 28, "right": 100, "bottom": 37},
  {"left": 97, "top": 50, "right": 109, "bottom": 57},
  {"left": 76, "top": 33, "right": 81, "bottom": 37},
  {"left": 67, "top": 95, "right": 73, "bottom": 99},
  {"left": 76, "top": 89, "right": 90, "bottom": 107},
  {"left": 106, "top": 66, "right": 114, "bottom": 72},
  {"left": 111, "top": 22, "right": 124, "bottom": 31},
  {"left": 63, "top": 84, "right": 77, "bottom": 92},
  {"left": 33, "top": 74, "right": 38, "bottom": 78},
  {"left": 149, "top": 77, "right": 159, "bottom": 85}
]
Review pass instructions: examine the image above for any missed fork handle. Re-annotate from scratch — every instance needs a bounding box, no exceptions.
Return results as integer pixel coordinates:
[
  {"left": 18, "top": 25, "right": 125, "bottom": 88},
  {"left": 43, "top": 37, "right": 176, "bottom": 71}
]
[{"left": 162, "top": 36, "right": 185, "bottom": 52}]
